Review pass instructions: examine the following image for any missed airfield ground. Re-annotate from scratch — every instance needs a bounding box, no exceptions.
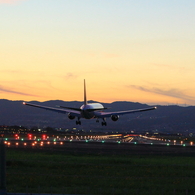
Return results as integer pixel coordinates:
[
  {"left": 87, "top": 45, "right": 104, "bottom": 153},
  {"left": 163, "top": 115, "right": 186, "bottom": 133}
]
[{"left": 4, "top": 141, "right": 195, "bottom": 195}]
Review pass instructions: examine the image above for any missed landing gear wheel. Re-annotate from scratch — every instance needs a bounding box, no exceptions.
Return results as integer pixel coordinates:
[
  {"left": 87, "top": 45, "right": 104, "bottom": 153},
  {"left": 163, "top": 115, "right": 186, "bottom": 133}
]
[
  {"left": 101, "top": 122, "right": 107, "bottom": 126},
  {"left": 76, "top": 121, "right": 81, "bottom": 125}
]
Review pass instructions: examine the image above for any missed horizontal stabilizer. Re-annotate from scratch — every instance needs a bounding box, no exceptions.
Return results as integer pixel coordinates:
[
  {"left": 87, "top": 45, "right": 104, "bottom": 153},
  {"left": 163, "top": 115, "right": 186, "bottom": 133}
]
[
  {"left": 86, "top": 107, "right": 108, "bottom": 112},
  {"left": 58, "top": 106, "right": 81, "bottom": 111}
]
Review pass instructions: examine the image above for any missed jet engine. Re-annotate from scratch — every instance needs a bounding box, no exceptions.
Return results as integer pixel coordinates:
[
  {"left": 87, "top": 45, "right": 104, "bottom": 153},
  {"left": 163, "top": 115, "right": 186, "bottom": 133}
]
[
  {"left": 68, "top": 113, "right": 76, "bottom": 120},
  {"left": 111, "top": 115, "right": 119, "bottom": 121}
]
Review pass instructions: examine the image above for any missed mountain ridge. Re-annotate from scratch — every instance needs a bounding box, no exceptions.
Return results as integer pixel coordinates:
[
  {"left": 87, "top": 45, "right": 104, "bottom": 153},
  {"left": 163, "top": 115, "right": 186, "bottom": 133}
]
[{"left": 0, "top": 99, "right": 195, "bottom": 134}]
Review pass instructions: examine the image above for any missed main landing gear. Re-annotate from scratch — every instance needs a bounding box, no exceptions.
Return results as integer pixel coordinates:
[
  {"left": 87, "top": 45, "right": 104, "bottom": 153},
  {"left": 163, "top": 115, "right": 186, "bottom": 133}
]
[
  {"left": 101, "top": 118, "right": 107, "bottom": 126},
  {"left": 96, "top": 118, "right": 107, "bottom": 126},
  {"left": 76, "top": 118, "right": 81, "bottom": 125}
]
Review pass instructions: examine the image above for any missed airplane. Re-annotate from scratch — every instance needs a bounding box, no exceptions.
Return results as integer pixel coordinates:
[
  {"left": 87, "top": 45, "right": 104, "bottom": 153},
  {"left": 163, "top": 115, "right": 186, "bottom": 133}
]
[{"left": 23, "top": 80, "right": 157, "bottom": 126}]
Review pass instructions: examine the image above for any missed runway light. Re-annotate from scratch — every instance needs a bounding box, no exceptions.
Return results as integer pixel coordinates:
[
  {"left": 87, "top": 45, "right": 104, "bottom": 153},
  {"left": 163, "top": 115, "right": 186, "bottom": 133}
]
[
  {"left": 134, "top": 142, "right": 137, "bottom": 144},
  {"left": 167, "top": 143, "right": 170, "bottom": 146},
  {"left": 42, "top": 134, "right": 47, "bottom": 140},
  {"left": 86, "top": 140, "right": 88, "bottom": 143},
  {"left": 190, "top": 142, "right": 193, "bottom": 146},
  {"left": 28, "top": 134, "right": 32, "bottom": 140},
  {"left": 118, "top": 141, "right": 121, "bottom": 144},
  {"left": 183, "top": 144, "right": 186, "bottom": 147},
  {"left": 16, "top": 142, "right": 19, "bottom": 146},
  {"left": 60, "top": 142, "right": 63, "bottom": 145},
  {"left": 24, "top": 143, "right": 27, "bottom": 146},
  {"left": 102, "top": 141, "right": 105, "bottom": 143},
  {"left": 53, "top": 142, "right": 56, "bottom": 145}
]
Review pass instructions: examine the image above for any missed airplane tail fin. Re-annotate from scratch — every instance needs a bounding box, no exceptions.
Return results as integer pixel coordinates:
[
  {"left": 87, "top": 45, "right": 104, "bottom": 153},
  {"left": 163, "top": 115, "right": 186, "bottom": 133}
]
[{"left": 84, "top": 79, "right": 87, "bottom": 105}]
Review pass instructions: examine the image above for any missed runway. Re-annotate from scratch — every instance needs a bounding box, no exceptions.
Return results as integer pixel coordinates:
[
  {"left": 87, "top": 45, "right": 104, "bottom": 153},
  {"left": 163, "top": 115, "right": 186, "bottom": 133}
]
[{"left": 3, "top": 134, "right": 195, "bottom": 156}]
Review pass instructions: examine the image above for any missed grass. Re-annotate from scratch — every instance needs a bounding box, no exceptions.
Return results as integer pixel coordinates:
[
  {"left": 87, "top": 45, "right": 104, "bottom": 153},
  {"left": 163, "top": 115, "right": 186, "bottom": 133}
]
[{"left": 5, "top": 147, "right": 195, "bottom": 195}]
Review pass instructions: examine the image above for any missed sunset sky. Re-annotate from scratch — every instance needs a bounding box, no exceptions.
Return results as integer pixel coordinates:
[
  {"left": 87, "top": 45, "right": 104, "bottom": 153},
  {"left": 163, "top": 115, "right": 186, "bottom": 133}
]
[{"left": 1, "top": 0, "right": 195, "bottom": 105}]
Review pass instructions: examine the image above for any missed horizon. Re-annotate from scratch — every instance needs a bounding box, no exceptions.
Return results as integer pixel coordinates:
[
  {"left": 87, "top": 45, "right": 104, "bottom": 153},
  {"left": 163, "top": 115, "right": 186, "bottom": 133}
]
[{"left": 0, "top": 98, "right": 193, "bottom": 107}]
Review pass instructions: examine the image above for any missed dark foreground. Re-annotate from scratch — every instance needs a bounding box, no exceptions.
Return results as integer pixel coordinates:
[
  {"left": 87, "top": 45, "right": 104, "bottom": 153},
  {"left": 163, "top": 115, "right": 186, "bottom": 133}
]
[{"left": 5, "top": 142, "right": 195, "bottom": 195}]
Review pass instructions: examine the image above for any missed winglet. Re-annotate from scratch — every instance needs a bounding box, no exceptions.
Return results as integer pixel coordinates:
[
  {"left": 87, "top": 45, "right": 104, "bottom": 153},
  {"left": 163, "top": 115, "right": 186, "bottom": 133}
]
[{"left": 84, "top": 79, "right": 87, "bottom": 105}]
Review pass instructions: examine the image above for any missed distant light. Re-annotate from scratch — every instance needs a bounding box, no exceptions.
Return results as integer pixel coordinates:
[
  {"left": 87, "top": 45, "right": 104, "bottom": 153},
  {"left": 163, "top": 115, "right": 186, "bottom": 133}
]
[
  {"left": 86, "top": 140, "right": 88, "bottom": 143},
  {"left": 183, "top": 144, "right": 186, "bottom": 147},
  {"left": 167, "top": 143, "right": 170, "bottom": 146},
  {"left": 151, "top": 143, "right": 153, "bottom": 145},
  {"left": 134, "top": 142, "right": 137, "bottom": 144},
  {"left": 102, "top": 141, "right": 105, "bottom": 143},
  {"left": 118, "top": 141, "right": 121, "bottom": 144}
]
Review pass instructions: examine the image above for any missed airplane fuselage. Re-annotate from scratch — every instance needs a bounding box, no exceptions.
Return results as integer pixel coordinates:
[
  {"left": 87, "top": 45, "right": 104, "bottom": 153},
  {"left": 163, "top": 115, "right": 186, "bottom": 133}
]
[{"left": 80, "top": 103, "right": 104, "bottom": 119}]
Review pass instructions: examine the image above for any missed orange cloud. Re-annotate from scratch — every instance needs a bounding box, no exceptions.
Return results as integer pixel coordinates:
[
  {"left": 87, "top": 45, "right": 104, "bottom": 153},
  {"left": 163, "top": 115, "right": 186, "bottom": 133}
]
[{"left": 0, "top": 0, "right": 26, "bottom": 4}]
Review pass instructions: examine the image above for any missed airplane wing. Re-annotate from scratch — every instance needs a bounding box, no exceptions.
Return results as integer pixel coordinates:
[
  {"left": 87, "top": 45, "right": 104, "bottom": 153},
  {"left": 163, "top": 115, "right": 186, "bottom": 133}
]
[
  {"left": 95, "top": 106, "right": 157, "bottom": 118},
  {"left": 23, "top": 102, "right": 81, "bottom": 117}
]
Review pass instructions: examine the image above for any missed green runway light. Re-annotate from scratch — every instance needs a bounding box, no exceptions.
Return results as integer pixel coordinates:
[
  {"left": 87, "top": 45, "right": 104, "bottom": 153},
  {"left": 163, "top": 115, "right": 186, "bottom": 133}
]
[
  {"left": 167, "top": 143, "right": 170, "bottom": 146},
  {"left": 86, "top": 140, "right": 88, "bottom": 143},
  {"left": 21, "top": 138, "right": 24, "bottom": 141},
  {"left": 118, "top": 141, "right": 121, "bottom": 144},
  {"left": 5, "top": 138, "right": 8, "bottom": 141},
  {"left": 151, "top": 143, "right": 153, "bottom": 145},
  {"left": 134, "top": 142, "right": 137, "bottom": 144},
  {"left": 183, "top": 144, "right": 186, "bottom": 147},
  {"left": 102, "top": 141, "right": 105, "bottom": 143}
]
